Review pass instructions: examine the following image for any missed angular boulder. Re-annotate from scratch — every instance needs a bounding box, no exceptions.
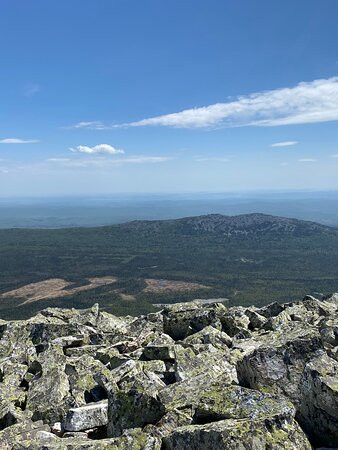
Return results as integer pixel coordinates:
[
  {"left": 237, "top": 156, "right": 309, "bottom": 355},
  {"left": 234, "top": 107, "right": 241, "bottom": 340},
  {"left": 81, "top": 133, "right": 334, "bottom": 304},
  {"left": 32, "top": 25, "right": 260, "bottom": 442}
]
[
  {"left": 63, "top": 399, "right": 108, "bottom": 432},
  {"left": 299, "top": 353, "right": 338, "bottom": 447},
  {"left": 162, "top": 416, "right": 311, "bottom": 450},
  {"left": 107, "top": 390, "right": 166, "bottom": 437},
  {"left": 162, "top": 302, "right": 226, "bottom": 340}
]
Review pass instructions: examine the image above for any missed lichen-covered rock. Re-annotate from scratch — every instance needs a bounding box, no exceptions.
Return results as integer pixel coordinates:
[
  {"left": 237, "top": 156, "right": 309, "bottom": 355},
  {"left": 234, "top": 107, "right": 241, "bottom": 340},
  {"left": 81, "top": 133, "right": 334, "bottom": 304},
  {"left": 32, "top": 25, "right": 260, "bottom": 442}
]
[
  {"left": 63, "top": 400, "right": 108, "bottom": 432},
  {"left": 143, "top": 333, "right": 176, "bottom": 361},
  {"left": 0, "top": 359, "right": 29, "bottom": 419},
  {"left": 182, "top": 325, "right": 232, "bottom": 349},
  {"left": 26, "top": 347, "right": 71, "bottom": 423},
  {"left": 119, "top": 368, "right": 166, "bottom": 396},
  {"left": 173, "top": 344, "right": 236, "bottom": 383},
  {"left": 143, "top": 408, "right": 192, "bottom": 438},
  {"left": 0, "top": 321, "right": 36, "bottom": 362},
  {"left": 320, "top": 318, "right": 338, "bottom": 347},
  {"left": 220, "top": 306, "right": 251, "bottom": 336},
  {"left": 162, "top": 301, "right": 226, "bottom": 340},
  {"left": 258, "top": 301, "right": 285, "bottom": 318},
  {"left": 63, "top": 344, "right": 99, "bottom": 358},
  {"left": 0, "top": 419, "right": 51, "bottom": 449},
  {"left": 299, "top": 353, "right": 338, "bottom": 447},
  {"left": 3, "top": 427, "right": 161, "bottom": 449},
  {"left": 107, "top": 390, "right": 166, "bottom": 437},
  {"left": 232, "top": 316, "right": 321, "bottom": 365},
  {"left": 128, "top": 312, "right": 164, "bottom": 343},
  {"left": 0, "top": 295, "right": 336, "bottom": 448},
  {"left": 159, "top": 375, "right": 296, "bottom": 429},
  {"left": 95, "top": 345, "right": 128, "bottom": 369},
  {"left": 245, "top": 309, "right": 267, "bottom": 330},
  {"left": 237, "top": 334, "right": 323, "bottom": 406},
  {"left": 162, "top": 416, "right": 311, "bottom": 450},
  {"left": 65, "top": 354, "right": 115, "bottom": 406}
]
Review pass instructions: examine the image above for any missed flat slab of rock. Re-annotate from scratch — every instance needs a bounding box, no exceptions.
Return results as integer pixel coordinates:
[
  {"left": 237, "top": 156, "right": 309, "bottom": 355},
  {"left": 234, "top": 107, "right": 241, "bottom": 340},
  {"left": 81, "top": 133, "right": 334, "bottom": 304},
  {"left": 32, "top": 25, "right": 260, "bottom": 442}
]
[
  {"left": 162, "top": 416, "right": 312, "bottom": 450},
  {"left": 63, "top": 399, "right": 108, "bottom": 432}
]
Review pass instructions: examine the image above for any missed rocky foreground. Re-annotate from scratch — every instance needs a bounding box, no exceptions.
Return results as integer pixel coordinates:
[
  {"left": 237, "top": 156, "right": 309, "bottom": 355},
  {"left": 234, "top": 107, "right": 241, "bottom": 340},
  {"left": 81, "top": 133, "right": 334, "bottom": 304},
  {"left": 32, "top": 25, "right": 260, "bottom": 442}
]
[{"left": 0, "top": 295, "right": 337, "bottom": 449}]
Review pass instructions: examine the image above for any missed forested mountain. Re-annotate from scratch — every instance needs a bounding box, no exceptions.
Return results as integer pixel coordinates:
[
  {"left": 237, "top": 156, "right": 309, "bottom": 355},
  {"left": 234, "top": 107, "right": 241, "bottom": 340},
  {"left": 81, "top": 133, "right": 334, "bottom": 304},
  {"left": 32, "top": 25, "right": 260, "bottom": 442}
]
[
  {"left": 122, "top": 213, "right": 331, "bottom": 236},
  {"left": 0, "top": 214, "right": 337, "bottom": 320}
]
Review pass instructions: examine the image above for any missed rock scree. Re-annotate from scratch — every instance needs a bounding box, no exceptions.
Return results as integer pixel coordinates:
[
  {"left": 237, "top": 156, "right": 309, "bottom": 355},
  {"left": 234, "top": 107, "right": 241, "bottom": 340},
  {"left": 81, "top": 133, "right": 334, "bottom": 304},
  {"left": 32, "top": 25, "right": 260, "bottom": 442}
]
[{"left": 0, "top": 294, "right": 337, "bottom": 449}]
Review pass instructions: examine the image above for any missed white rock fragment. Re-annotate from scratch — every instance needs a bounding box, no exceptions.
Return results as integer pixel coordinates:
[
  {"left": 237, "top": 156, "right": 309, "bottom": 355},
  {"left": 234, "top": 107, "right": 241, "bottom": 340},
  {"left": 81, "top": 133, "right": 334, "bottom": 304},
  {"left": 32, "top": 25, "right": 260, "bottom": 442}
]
[{"left": 63, "top": 399, "right": 108, "bottom": 432}]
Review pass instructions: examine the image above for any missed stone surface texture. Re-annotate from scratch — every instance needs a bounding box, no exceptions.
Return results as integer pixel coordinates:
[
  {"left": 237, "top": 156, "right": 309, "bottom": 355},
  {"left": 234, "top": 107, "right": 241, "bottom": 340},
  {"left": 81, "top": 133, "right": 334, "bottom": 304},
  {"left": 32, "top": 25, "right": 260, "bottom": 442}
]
[{"left": 0, "top": 295, "right": 337, "bottom": 448}]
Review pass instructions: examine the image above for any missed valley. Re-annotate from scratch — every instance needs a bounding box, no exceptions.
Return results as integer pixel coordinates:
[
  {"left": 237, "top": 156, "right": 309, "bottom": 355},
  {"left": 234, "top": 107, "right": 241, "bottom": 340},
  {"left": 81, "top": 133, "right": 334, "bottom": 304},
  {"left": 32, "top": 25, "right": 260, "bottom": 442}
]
[{"left": 0, "top": 213, "right": 337, "bottom": 320}]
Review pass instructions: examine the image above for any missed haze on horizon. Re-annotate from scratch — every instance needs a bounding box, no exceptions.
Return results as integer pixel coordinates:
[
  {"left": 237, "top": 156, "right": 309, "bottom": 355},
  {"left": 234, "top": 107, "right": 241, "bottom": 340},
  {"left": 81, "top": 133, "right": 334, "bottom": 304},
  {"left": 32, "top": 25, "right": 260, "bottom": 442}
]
[{"left": 1, "top": 0, "right": 338, "bottom": 197}]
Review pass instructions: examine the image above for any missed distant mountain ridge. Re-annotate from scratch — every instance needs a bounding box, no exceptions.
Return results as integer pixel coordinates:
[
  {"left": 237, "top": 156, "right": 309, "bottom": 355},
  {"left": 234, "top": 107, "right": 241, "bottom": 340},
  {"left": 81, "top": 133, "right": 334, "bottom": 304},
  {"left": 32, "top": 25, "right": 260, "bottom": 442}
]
[
  {"left": 121, "top": 213, "right": 333, "bottom": 237},
  {"left": 1, "top": 211, "right": 338, "bottom": 320}
]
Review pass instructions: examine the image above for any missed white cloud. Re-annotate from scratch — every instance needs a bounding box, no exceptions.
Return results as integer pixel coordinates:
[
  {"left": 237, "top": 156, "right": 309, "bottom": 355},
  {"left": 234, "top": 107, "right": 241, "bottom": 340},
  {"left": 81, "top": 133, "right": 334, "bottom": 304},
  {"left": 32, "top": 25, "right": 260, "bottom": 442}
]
[
  {"left": 113, "top": 76, "right": 338, "bottom": 129},
  {"left": 298, "top": 158, "right": 316, "bottom": 162},
  {"left": 69, "top": 144, "right": 125, "bottom": 155},
  {"left": 47, "top": 158, "right": 71, "bottom": 162},
  {"left": 194, "top": 157, "right": 230, "bottom": 162},
  {"left": 271, "top": 141, "right": 298, "bottom": 147},
  {"left": 68, "top": 121, "right": 107, "bottom": 130},
  {"left": 120, "top": 156, "right": 172, "bottom": 164},
  {"left": 46, "top": 155, "right": 172, "bottom": 168},
  {"left": 0, "top": 138, "right": 39, "bottom": 144}
]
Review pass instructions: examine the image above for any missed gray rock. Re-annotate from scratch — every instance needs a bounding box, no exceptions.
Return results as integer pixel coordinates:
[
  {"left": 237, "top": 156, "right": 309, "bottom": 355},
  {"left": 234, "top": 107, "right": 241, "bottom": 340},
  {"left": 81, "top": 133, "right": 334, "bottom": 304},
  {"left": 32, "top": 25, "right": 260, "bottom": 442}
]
[
  {"left": 245, "top": 309, "right": 267, "bottom": 330},
  {"left": 182, "top": 325, "right": 232, "bottom": 349},
  {"left": 162, "top": 416, "right": 311, "bottom": 449},
  {"left": 26, "top": 347, "right": 71, "bottom": 424},
  {"left": 173, "top": 344, "right": 236, "bottom": 383},
  {"left": 107, "top": 390, "right": 166, "bottom": 437},
  {"left": 0, "top": 419, "right": 51, "bottom": 448},
  {"left": 0, "top": 295, "right": 336, "bottom": 449},
  {"left": 63, "top": 399, "right": 108, "bottom": 432},
  {"left": 143, "top": 333, "right": 176, "bottom": 361},
  {"left": 162, "top": 302, "right": 226, "bottom": 340},
  {"left": 220, "top": 306, "right": 251, "bottom": 336},
  {"left": 237, "top": 334, "right": 323, "bottom": 408},
  {"left": 299, "top": 353, "right": 338, "bottom": 447},
  {"left": 62, "top": 431, "right": 89, "bottom": 438}
]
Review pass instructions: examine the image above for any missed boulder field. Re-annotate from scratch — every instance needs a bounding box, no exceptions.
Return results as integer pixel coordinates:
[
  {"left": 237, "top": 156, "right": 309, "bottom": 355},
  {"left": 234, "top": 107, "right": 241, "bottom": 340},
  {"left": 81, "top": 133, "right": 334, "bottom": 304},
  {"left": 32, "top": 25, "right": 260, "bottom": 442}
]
[{"left": 0, "top": 294, "right": 337, "bottom": 449}]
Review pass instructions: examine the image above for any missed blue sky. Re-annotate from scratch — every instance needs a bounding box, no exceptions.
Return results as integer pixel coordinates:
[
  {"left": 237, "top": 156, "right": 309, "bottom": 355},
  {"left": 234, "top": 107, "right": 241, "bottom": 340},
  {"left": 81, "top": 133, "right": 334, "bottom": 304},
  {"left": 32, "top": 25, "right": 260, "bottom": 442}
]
[{"left": 1, "top": 0, "right": 338, "bottom": 196}]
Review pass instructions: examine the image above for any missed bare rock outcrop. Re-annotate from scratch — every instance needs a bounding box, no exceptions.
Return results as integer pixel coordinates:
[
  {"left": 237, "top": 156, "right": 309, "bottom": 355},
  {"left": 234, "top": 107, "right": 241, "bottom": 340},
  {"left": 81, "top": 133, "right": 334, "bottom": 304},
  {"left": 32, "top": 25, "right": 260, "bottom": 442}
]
[{"left": 0, "top": 295, "right": 337, "bottom": 448}]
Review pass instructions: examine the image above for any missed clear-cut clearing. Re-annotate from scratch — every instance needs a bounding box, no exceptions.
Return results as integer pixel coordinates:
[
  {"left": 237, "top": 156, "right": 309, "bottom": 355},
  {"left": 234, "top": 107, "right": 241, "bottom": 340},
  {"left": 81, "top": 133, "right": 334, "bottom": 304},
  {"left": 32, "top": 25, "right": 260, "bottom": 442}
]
[
  {"left": 0, "top": 276, "right": 118, "bottom": 305},
  {"left": 143, "top": 278, "right": 210, "bottom": 293}
]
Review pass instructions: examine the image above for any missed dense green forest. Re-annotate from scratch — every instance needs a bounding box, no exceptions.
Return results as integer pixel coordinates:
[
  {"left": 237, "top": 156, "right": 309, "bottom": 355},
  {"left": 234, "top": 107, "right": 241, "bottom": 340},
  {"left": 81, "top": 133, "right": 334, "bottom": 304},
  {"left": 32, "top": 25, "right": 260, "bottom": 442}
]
[{"left": 0, "top": 214, "right": 337, "bottom": 320}]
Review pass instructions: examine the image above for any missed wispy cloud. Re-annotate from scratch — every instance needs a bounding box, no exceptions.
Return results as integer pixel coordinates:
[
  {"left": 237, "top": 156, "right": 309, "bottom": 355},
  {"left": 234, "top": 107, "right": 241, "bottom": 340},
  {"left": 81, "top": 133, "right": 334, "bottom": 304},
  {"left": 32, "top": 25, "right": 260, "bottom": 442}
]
[
  {"left": 24, "top": 83, "right": 40, "bottom": 98},
  {"left": 67, "top": 121, "right": 108, "bottom": 130},
  {"left": 47, "top": 158, "right": 71, "bottom": 163},
  {"left": 69, "top": 144, "right": 125, "bottom": 155},
  {"left": 298, "top": 158, "right": 316, "bottom": 162},
  {"left": 48, "top": 155, "right": 172, "bottom": 168},
  {"left": 271, "top": 141, "right": 298, "bottom": 147},
  {"left": 331, "top": 154, "right": 338, "bottom": 158},
  {"left": 0, "top": 138, "right": 39, "bottom": 144},
  {"left": 118, "top": 156, "right": 173, "bottom": 164},
  {"left": 96, "top": 76, "right": 338, "bottom": 129},
  {"left": 194, "top": 156, "right": 230, "bottom": 162}
]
